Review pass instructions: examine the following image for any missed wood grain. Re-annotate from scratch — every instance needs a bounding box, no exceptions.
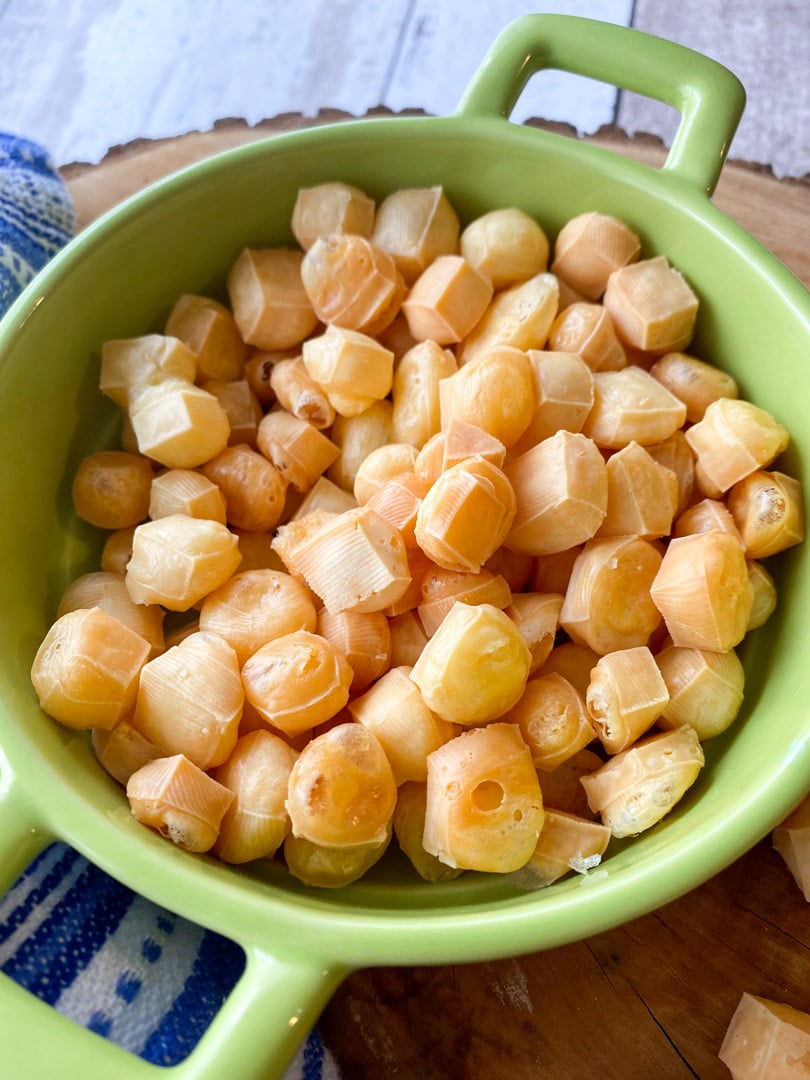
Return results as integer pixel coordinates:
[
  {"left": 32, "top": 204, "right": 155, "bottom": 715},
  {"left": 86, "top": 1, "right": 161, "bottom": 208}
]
[
  {"left": 61, "top": 117, "right": 810, "bottom": 288},
  {"left": 319, "top": 840, "right": 810, "bottom": 1079},
  {"left": 60, "top": 119, "right": 810, "bottom": 1079}
]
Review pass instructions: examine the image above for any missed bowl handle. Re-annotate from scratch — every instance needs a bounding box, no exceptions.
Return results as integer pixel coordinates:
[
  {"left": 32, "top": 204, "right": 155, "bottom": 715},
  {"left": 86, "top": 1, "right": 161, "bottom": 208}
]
[
  {"left": 455, "top": 13, "right": 746, "bottom": 197},
  {"left": 0, "top": 754, "right": 55, "bottom": 894},
  {"left": 0, "top": 762, "right": 346, "bottom": 1079},
  {"left": 0, "top": 948, "right": 344, "bottom": 1080}
]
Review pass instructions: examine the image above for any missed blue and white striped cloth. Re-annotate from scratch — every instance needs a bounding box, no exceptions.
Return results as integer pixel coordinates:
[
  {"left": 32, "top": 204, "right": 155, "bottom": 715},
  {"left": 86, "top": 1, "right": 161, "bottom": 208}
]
[
  {"left": 0, "top": 132, "right": 75, "bottom": 309},
  {"left": 0, "top": 133, "right": 339, "bottom": 1079}
]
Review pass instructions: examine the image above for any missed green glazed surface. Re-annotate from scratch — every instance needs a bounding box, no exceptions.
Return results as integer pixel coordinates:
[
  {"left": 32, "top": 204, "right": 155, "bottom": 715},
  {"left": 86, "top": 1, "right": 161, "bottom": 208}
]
[{"left": 0, "top": 15, "right": 808, "bottom": 1080}]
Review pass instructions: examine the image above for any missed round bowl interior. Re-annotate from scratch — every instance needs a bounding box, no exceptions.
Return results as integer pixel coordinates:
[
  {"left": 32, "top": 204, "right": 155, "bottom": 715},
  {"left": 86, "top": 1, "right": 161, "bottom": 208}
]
[{"left": 1, "top": 114, "right": 809, "bottom": 969}]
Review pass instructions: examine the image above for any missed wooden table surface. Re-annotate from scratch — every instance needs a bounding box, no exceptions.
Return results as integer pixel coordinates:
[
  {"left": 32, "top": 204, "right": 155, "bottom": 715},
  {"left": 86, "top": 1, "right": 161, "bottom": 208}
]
[{"left": 61, "top": 116, "right": 810, "bottom": 1080}]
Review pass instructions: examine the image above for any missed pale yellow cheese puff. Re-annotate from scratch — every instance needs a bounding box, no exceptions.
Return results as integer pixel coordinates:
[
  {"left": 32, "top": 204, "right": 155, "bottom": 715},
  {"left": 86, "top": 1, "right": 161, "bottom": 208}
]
[
  {"left": 719, "top": 993, "right": 810, "bottom": 1080},
  {"left": 684, "top": 397, "right": 789, "bottom": 496},
  {"left": 301, "top": 233, "right": 404, "bottom": 338},
  {"left": 393, "top": 782, "right": 464, "bottom": 883},
  {"left": 285, "top": 723, "right": 397, "bottom": 847},
  {"left": 198, "top": 569, "right": 317, "bottom": 666},
  {"left": 315, "top": 608, "right": 391, "bottom": 693},
  {"left": 72, "top": 450, "right": 153, "bottom": 531},
  {"left": 211, "top": 730, "right": 299, "bottom": 864},
  {"left": 439, "top": 346, "right": 535, "bottom": 449},
  {"left": 655, "top": 644, "right": 745, "bottom": 740},
  {"left": 561, "top": 535, "right": 664, "bottom": 655},
  {"left": 125, "top": 514, "right": 241, "bottom": 611},
  {"left": 504, "top": 672, "right": 596, "bottom": 771},
  {"left": 727, "top": 470, "right": 805, "bottom": 559},
  {"left": 291, "top": 181, "right": 375, "bottom": 251},
  {"left": 132, "top": 630, "right": 243, "bottom": 771},
  {"left": 417, "top": 567, "right": 512, "bottom": 638},
  {"left": 92, "top": 721, "right": 162, "bottom": 787},
  {"left": 240, "top": 629, "right": 353, "bottom": 737},
  {"left": 585, "top": 646, "right": 669, "bottom": 754},
  {"left": 200, "top": 444, "right": 287, "bottom": 533},
  {"left": 410, "top": 602, "right": 531, "bottom": 726},
  {"left": 504, "top": 430, "right": 607, "bottom": 557},
  {"left": 391, "top": 339, "right": 457, "bottom": 449},
  {"left": 460, "top": 207, "right": 549, "bottom": 291},
  {"left": 371, "top": 185, "right": 460, "bottom": 286},
  {"left": 512, "top": 808, "right": 611, "bottom": 889},
  {"left": 100, "top": 334, "right": 197, "bottom": 408},
  {"left": 414, "top": 456, "right": 516, "bottom": 574},
  {"left": 580, "top": 727, "right": 704, "bottom": 838},
  {"left": 57, "top": 570, "right": 165, "bottom": 659},
  {"left": 127, "top": 753, "right": 234, "bottom": 853},
  {"left": 551, "top": 211, "right": 640, "bottom": 301},
  {"left": 165, "top": 294, "right": 248, "bottom": 383},
  {"left": 284, "top": 825, "right": 392, "bottom": 888},
  {"left": 227, "top": 247, "right": 318, "bottom": 351},
  {"left": 649, "top": 529, "right": 753, "bottom": 652},
  {"left": 31, "top": 607, "right": 151, "bottom": 731},
  {"left": 348, "top": 665, "right": 456, "bottom": 785}
]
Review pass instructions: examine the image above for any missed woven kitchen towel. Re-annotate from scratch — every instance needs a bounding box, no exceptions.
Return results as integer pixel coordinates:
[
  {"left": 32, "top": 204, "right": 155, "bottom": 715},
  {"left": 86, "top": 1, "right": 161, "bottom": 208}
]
[
  {"left": 0, "top": 133, "right": 340, "bottom": 1080},
  {"left": 0, "top": 133, "right": 75, "bottom": 310}
]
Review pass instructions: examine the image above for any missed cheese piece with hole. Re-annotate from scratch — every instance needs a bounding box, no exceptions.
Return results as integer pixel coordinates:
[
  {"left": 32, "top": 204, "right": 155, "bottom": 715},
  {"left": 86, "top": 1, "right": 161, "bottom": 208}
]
[{"left": 423, "top": 722, "right": 544, "bottom": 873}]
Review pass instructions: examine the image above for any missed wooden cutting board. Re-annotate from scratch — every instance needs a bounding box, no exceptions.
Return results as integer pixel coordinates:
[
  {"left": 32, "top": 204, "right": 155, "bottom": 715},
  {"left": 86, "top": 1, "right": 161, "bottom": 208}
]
[{"left": 61, "top": 115, "right": 810, "bottom": 1080}]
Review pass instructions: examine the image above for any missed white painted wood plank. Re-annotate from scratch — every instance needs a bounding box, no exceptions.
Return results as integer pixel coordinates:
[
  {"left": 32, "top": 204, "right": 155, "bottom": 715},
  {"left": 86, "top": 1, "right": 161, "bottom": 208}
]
[
  {"left": 384, "top": 1, "right": 635, "bottom": 131},
  {"left": 0, "top": 0, "right": 411, "bottom": 165},
  {"left": 618, "top": 0, "right": 810, "bottom": 178},
  {"left": 0, "top": 0, "right": 805, "bottom": 177}
]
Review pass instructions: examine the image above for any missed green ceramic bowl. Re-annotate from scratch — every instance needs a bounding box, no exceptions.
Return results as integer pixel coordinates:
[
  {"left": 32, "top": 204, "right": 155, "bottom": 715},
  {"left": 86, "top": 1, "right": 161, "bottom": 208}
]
[{"left": 1, "top": 15, "right": 808, "bottom": 1080}]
